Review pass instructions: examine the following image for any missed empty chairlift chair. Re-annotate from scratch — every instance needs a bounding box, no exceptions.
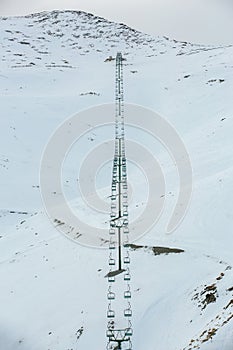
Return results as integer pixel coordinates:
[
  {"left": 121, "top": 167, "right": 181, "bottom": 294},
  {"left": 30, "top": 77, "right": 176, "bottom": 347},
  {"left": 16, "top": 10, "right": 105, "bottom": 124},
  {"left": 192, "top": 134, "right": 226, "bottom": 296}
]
[
  {"left": 124, "top": 303, "right": 132, "bottom": 317},
  {"left": 109, "top": 228, "right": 115, "bottom": 235},
  {"left": 111, "top": 203, "right": 116, "bottom": 211},
  {"left": 109, "top": 240, "right": 116, "bottom": 250},
  {"left": 124, "top": 268, "right": 131, "bottom": 281},
  {"left": 108, "top": 274, "right": 115, "bottom": 283},
  {"left": 123, "top": 252, "right": 130, "bottom": 264},
  {"left": 125, "top": 328, "right": 133, "bottom": 337},
  {"left": 107, "top": 287, "right": 115, "bottom": 300},
  {"left": 123, "top": 218, "right": 129, "bottom": 226},
  {"left": 106, "top": 329, "right": 113, "bottom": 338},
  {"left": 125, "top": 320, "right": 133, "bottom": 336},
  {"left": 109, "top": 255, "right": 116, "bottom": 266},
  {"left": 123, "top": 239, "right": 130, "bottom": 248},
  {"left": 110, "top": 211, "right": 116, "bottom": 219},
  {"left": 124, "top": 286, "right": 131, "bottom": 299},
  {"left": 107, "top": 304, "right": 115, "bottom": 318}
]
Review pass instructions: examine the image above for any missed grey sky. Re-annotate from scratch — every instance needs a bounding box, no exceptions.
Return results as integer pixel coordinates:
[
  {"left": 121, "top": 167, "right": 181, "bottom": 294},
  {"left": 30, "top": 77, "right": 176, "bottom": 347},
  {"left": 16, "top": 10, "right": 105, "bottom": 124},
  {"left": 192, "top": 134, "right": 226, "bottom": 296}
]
[{"left": 0, "top": 0, "right": 232, "bottom": 45}]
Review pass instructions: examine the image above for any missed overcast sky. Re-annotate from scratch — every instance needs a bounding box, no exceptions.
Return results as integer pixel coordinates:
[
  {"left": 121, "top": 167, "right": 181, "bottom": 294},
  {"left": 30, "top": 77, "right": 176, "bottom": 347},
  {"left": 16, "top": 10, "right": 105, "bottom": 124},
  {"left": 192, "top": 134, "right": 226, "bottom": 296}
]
[{"left": 0, "top": 0, "right": 232, "bottom": 45}]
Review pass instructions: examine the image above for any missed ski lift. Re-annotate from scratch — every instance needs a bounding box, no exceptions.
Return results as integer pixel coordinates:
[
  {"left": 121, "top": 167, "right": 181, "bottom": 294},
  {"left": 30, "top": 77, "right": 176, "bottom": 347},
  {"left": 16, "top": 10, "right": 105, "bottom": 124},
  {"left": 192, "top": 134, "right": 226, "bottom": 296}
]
[
  {"left": 124, "top": 290, "right": 131, "bottom": 299},
  {"left": 108, "top": 275, "right": 115, "bottom": 283},
  {"left": 115, "top": 218, "right": 123, "bottom": 228},
  {"left": 109, "top": 241, "right": 116, "bottom": 250},
  {"left": 106, "top": 329, "right": 113, "bottom": 338},
  {"left": 124, "top": 307, "right": 132, "bottom": 318},
  {"left": 109, "top": 257, "right": 115, "bottom": 266},
  {"left": 111, "top": 203, "right": 116, "bottom": 210},
  {"left": 125, "top": 328, "right": 133, "bottom": 337},
  {"left": 110, "top": 212, "right": 116, "bottom": 218},
  {"left": 123, "top": 227, "right": 129, "bottom": 234},
  {"left": 123, "top": 211, "right": 128, "bottom": 217},
  {"left": 124, "top": 270, "right": 131, "bottom": 281},
  {"left": 124, "top": 254, "right": 130, "bottom": 264},
  {"left": 107, "top": 287, "right": 115, "bottom": 300},
  {"left": 109, "top": 228, "right": 115, "bottom": 235},
  {"left": 107, "top": 309, "right": 115, "bottom": 318},
  {"left": 123, "top": 218, "right": 128, "bottom": 225},
  {"left": 110, "top": 221, "right": 116, "bottom": 228}
]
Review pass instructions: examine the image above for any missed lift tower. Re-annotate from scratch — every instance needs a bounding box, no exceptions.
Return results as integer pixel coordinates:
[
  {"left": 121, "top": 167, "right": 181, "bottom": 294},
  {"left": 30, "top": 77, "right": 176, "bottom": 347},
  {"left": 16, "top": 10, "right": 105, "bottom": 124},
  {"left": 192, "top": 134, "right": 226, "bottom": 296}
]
[{"left": 106, "top": 53, "right": 133, "bottom": 350}]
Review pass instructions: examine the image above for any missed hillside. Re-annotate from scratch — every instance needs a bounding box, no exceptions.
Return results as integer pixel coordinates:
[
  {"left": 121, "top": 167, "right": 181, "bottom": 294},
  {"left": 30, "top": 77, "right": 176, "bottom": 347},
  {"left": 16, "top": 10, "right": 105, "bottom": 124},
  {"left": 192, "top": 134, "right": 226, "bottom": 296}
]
[{"left": 0, "top": 10, "right": 233, "bottom": 350}]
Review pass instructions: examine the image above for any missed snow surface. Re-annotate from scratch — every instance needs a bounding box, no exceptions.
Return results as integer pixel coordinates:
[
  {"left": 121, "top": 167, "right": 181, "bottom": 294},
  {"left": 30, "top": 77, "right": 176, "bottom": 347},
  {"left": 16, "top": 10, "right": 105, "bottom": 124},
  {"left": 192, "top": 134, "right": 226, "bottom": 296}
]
[{"left": 0, "top": 10, "right": 233, "bottom": 350}]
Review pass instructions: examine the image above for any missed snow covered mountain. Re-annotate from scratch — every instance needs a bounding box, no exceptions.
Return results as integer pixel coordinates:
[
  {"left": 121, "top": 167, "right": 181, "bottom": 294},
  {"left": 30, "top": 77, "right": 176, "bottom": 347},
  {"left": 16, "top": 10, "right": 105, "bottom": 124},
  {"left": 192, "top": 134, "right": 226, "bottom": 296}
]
[{"left": 0, "top": 10, "right": 233, "bottom": 350}]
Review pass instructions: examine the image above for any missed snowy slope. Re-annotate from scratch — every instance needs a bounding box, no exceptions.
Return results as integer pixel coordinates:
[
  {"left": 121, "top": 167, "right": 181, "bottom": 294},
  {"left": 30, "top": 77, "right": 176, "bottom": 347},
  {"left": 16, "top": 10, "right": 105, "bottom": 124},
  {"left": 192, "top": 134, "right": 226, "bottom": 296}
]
[{"left": 0, "top": 10, "right": 233, "bottom": 350}]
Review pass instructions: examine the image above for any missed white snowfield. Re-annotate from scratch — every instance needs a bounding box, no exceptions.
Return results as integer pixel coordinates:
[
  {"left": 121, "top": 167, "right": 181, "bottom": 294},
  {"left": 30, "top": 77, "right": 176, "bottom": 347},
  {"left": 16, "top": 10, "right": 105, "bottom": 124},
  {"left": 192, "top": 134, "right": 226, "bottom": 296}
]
[{"left": 0, "top": 10, "right": 233, "bottom": 350}]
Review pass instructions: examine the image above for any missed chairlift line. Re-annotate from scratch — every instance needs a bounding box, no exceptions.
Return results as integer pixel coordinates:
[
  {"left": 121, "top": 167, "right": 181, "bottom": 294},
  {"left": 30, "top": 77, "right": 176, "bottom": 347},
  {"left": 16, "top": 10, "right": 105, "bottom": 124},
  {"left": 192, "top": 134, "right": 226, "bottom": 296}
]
[{"left": 106, "top": 52, "right": 133, "bottom": 349}]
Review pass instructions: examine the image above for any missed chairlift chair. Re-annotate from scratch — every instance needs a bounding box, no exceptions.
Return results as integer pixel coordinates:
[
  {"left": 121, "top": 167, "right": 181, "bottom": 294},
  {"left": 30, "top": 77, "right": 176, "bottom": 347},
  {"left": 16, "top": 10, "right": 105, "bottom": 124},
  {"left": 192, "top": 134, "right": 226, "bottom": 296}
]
[
  {"left": 124, "top": 272, "right": 131, "bottom": 281},
  {"left": 109, "top": 241, "right": 116, "bottom": 249},
  {"left": 110, "top": 221, "right": 116, "bottom": 228},
  {"left": 107, "top": 309, "right": 115, "bottom": 318},
  {"left": 107, "top": 291, "right": 115, "bottom": 300},
  {"left": 106, "top": 329, "right": 112, "bottom": 338},
  {"left": 108, "top": 275, "right": 115, "bottom": 283},
  {"left": 124, "top": 290, "right": 131, "bottom": 299},
  {"left": 123, "top": 218, "right": 129, "bottom": 225},
  {"left": 124, "top": 255, "right": 130, "bottom": 264},
  {"left": 124, "top": 308, "right": 132, "bottom": 318},
  {"left": 109, "top": 257, "right": 116, "bottom": 266},
  {"left": 109, "top": 228, "right": 115, "bottom": 235},
  {"left": 125, "top": 328, "right": 133, "bottom": 337}
]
